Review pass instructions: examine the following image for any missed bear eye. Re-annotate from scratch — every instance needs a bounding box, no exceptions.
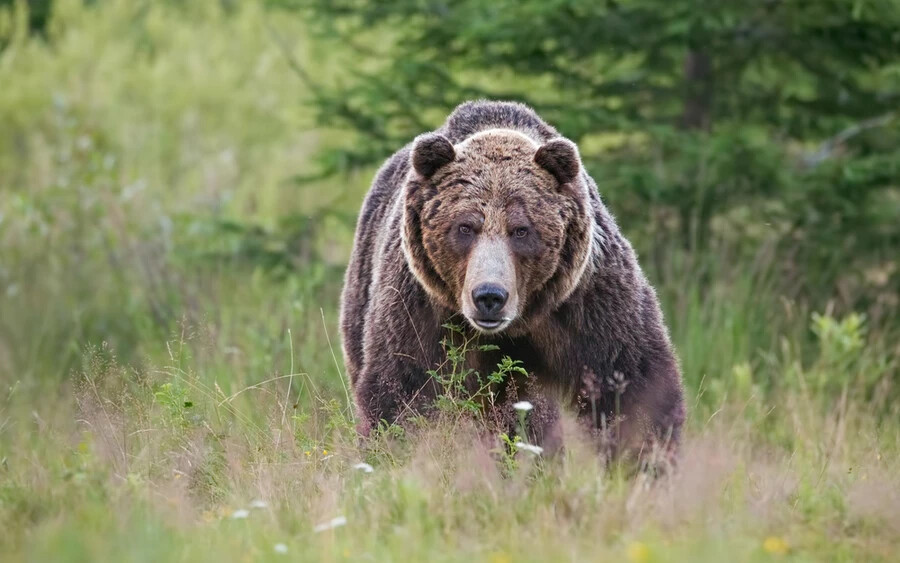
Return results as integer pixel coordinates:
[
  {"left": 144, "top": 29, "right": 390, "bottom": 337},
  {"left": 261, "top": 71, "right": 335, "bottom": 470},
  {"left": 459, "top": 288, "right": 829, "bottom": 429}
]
[
  {"left": 514, "top": 227, "right": 529, "bottom": 239},
  {"left": 458, "top": 224, "right": 473, "bottom": 236}
]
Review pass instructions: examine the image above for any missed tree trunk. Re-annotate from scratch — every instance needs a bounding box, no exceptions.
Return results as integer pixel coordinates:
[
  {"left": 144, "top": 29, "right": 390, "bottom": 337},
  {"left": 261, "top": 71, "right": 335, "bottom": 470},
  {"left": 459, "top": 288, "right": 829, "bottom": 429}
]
[{"left": 681, "top": 50, "right": 713, "bottom": 131}]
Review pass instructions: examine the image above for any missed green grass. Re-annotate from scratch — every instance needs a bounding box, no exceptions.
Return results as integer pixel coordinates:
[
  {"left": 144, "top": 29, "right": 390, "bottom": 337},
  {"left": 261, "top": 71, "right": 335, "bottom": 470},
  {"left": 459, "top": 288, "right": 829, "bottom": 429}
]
[
  {"left": 1, "top": 1, "right": 898, "bottom": 561},
  {"left": 2, "top": 340, "right": 898, "bottom": 562}
]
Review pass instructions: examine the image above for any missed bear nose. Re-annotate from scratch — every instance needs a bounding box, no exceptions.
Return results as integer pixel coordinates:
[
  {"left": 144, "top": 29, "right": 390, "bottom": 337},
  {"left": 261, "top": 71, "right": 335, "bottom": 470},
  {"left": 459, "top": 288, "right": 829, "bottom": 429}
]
[{"left": 472, "top": 284, "right": 509, "bottom": 317}]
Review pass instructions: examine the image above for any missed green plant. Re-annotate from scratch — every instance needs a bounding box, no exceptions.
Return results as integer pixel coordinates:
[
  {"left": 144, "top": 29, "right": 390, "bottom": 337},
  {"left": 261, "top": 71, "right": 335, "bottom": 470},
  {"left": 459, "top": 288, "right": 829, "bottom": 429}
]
[
  {"left": 153, "top": 381, "right": 194, "bottom": 428},
  {"left": 494, "top": 432, "right": 523, "bottom": 474},
  {"left": 429, "top": 322, "right": 527, "bottom": 417}
]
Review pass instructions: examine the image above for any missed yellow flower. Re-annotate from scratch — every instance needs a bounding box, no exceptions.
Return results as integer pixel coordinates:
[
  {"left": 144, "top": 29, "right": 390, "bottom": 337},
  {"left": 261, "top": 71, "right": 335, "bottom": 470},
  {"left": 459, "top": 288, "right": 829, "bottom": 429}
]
[
  {"left": 488, "top": 552, "right": 511, "bottom": 563},
  {"left": 763, "top": 536, "right": 789, "bottom": 555},
  {"left": 626, "top": 541, "right": 651, "bottom": 563},
  {"left": 322, "top": 449, "right": 328, "bottom": 455},
  {"left": 304, "top": 450, "right": 311, "bottom": 456}
]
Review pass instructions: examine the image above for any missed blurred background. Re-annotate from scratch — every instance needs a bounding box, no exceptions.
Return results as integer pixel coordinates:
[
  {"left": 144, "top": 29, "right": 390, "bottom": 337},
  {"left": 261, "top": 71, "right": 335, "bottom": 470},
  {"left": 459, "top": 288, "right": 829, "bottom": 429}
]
[
  {"left": 1, "top": 1, "right": 899, "bottom": 559},
  {"left": 2, "top": 0, "right": 896, "bottom": 408}
]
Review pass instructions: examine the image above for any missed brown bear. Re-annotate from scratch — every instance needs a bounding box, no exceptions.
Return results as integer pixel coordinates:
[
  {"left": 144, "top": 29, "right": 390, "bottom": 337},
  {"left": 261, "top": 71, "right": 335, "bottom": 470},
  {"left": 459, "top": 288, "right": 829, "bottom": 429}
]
[{"left": 341, "top": 100, "right": 685, "bottom": 459}]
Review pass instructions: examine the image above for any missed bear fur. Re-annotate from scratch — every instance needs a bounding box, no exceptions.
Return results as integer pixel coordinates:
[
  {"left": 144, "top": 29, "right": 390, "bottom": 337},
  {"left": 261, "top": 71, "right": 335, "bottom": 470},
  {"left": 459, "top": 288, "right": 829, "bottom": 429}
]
[{"left": 341, "top": 100, "right": 685, "bottom": 458}]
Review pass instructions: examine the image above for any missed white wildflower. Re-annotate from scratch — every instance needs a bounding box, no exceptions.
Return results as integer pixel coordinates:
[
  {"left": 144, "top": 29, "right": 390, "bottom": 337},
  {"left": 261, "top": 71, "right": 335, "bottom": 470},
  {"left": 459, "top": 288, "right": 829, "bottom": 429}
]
[
  {"left": 231, "top": 509, "right": 250, "bottom": 519},
  {"left": 313, "top": 515, "right": 347, "bottom": 533},
  {"left": 513, "top": 401, "right": 534, "bottom": 412},
  {"left": 273, "top": 543, "right": 288, "bottom": 554},
  {"left": 249, "top": 499, "right": 268, "bottom": 509},
  {"left": 514, "top": 442, "right": 544, "bottom": 455},
  {"left": 352, "top": 462, "right": 374, "bottom": 473}
]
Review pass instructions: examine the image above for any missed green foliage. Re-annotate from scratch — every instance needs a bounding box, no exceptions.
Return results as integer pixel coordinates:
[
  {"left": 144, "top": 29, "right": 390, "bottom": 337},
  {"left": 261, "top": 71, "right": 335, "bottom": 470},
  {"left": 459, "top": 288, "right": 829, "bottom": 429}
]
[
  {"left": 184, "top": 212, "right": 355, "bottom": 278},
  {"left": 0, "top": 0, "right": 358, "bottom": 386},
  {"left": 153, "top": 381, "right": 194, "bottom": 428},
  {"left": 495, "top": 431, "right": 524, "bottom": 474},
  {"left": 811, "top": 312, "right": 866, "bottom": 373},
  {"left": 794, "top": 311, "right": 889, "bottom": 407},
  {"left": 289, "top": 0, "right": 900, "bottom": 311},
  {"left": 429, "top": 322, "right": 527, "bottom": 417},
  {"left": 0, "top": 0, "right": 53, "bottom": 39}
]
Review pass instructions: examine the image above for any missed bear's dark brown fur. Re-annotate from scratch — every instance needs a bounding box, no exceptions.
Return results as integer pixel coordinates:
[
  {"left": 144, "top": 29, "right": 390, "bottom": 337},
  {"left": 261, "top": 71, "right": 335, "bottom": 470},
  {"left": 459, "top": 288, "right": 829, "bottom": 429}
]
[{"left": 341, "top": 100, "right": 685, "bottom": 458}]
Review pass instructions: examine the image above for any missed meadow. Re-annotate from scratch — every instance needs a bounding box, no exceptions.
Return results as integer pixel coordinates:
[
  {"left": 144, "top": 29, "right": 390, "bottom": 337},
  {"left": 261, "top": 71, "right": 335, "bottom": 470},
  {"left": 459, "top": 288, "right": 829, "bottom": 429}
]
[{"left": 1, "top": 1, "right": 898, "bottom": 561}]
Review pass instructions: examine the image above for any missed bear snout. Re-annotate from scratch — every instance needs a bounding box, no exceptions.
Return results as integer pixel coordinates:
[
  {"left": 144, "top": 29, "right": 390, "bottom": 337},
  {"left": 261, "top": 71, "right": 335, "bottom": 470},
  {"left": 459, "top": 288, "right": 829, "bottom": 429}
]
[{"left": 462, "top": 237, "right": 519, "bottom": 333}]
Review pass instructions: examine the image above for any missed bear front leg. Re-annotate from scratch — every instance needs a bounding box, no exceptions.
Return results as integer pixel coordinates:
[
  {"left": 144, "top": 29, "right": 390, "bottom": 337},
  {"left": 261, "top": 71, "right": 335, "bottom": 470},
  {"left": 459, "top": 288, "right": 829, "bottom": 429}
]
[
  {"left": 354, "top": 357, "right": 439, "bottom": 436},
  {"left": 351, "top": 256, "right": 448, "bottom": 436},
  {"left": 578, "top": 356, "right": 685, "bottom": 466},
  {"left": 351, "top": 314, "right": 444, "bottom": 437}
]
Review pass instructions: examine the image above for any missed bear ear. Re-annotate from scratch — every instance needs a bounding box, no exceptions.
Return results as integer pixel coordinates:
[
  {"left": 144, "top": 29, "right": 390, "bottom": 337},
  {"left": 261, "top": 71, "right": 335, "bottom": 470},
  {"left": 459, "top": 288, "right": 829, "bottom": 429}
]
[
  {"left": 534, "top": 138, "right": 581, "bottom": 185},
  {"left": 411, "top": 133, "right": 456, "bottom": 178}
]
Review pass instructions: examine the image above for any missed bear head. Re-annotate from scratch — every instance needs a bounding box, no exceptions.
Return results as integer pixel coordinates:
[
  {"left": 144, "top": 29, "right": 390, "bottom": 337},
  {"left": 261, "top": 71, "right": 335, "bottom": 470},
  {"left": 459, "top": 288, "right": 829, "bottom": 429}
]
[{"left": 402, "top": 128, "right": 594, "bottom": 335}]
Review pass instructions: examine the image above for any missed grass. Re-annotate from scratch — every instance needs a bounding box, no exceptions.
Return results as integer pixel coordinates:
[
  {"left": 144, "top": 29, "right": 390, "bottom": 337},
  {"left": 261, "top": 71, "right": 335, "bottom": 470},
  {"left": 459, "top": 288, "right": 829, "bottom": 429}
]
[
  {"left": 2, "top": 338, "right": 898, "bottom": 562},
  {"left": 1, "top": 1, "right": 898, "bottom": 561}
]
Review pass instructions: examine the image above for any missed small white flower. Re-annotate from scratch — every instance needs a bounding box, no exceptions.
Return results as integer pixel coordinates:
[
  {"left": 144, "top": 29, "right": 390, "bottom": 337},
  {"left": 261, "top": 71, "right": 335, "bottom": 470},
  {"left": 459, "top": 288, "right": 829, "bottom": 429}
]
[
  {"left": 513, "top": 401, "right": 534, "bottom": 412},
  {"left": 273, "top": 543, "right": 288, "bottom": 554},
  {"left": 313, "top": 515, "right": 347, "bottom": 533},
  {"left": 514, "top": 441, "right": 544, "bottom": 455},
  {"left": 352, "top": 462, "right": 374, "bottom": 473},
  {"left": 231, "top": 509, "right": 250, "bottom": 519},
  {"left": 249, "top": 499, "right": 268, "bottom": 509}
]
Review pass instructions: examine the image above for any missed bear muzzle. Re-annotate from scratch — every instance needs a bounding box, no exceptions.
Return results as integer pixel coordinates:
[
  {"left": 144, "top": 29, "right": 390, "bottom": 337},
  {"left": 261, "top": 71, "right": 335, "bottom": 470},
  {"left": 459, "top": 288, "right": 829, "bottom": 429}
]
[{"left": 461, "top": 237, "right": 519, "bottom": 333}]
